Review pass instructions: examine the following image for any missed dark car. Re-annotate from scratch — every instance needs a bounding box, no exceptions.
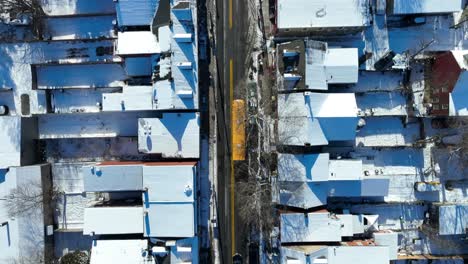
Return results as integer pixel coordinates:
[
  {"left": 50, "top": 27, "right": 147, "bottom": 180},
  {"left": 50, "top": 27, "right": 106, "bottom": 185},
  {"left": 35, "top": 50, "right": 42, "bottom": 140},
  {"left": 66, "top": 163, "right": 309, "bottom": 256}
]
[
  {"left": 233, "top": 253, "right": 243, "bottom": 264},
  {"left": 374, "top": 51, "right": 396, "bottom": 71}
]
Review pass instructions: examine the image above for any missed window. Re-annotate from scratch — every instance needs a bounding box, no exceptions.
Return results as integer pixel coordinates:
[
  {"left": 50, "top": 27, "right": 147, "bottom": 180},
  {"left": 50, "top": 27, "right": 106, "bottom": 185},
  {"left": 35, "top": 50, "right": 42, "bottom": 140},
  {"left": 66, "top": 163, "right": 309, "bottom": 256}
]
[
  {"left": 442, "top": 104, "right": 449, "bottom": 110},
  {"left": 432, "top": 97, "right": 440, "bottom": 103},
  {"left": 432, "top": 104, "right": 440, "bottom": 110},
  {"left": 441, "top": 86, "right": 448, "bottom": 92}
]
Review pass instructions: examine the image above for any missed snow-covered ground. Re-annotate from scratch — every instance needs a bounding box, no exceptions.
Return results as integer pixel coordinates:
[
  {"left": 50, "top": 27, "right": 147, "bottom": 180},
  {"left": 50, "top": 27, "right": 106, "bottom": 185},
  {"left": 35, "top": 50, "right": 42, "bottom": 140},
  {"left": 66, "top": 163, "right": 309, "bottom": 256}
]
[
  {"left": 356, "top": 117, "right": 421, "bottom": 147},
  {"left": 356, "top": 91, "right": 408, "bottom": 116}
]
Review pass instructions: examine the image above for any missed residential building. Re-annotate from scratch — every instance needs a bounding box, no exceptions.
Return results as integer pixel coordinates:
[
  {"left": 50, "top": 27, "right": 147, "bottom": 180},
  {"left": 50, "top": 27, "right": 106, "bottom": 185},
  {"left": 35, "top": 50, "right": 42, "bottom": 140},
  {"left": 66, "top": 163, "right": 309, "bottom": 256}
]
[
  {"left": 0, "top": 164, "right": 54, "bottom": 263},
  {"left": 275, "top": 0, "right": 370, "bottom": 35},
  {"left": 138, "top": 113, "right": 200, "bottom": 158},
  {"left": 430, "top": 50, "right": 468, "bottom": 116},
  {"left": 0, "top": 116, "right": 38, "bottom": 169},
  {"left": 277, "top": 92, "right": 358, "bottom": 147},
  {"left": 386, "top": 0, "right": 463, "bottom": 15},
  {"left": 277, "top": 40, "right": 359, "bottom": 91}
]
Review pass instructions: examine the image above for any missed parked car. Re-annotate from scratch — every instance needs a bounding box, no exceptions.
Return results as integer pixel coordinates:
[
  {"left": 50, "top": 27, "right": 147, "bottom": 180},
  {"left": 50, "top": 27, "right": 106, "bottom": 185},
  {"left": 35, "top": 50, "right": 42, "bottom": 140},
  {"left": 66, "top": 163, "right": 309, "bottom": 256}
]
[{"left": 233, "top": 253, "right": 243, "bottom": 264}]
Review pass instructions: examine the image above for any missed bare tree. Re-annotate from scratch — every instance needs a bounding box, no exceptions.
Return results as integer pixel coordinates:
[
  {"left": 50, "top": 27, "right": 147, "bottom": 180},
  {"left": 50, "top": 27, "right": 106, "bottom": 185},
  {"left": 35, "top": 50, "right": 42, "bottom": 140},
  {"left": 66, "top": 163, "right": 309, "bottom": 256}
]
[
  {"left": 4, "top": 180, "right": 59, "bottom": 218},
  {"left": 0, "top": 0, "right": 45, "bottom": 37}
]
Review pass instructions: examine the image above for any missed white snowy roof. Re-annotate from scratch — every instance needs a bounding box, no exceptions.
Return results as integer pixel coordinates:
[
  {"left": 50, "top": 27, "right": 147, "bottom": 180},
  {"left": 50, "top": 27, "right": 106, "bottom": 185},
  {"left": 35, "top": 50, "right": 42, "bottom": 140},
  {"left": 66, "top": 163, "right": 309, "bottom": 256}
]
[
  {"left": 0, "top": 165, "right": 46, "bottom": 261},
  {"left": 138, "top": 113, "right": 200, "bottom": 158},
  {"left": 90, "top": 239, "right": 150, "bottom": 264},
  {"left": 450, "top": 71, "right": 468, "bottom": 116},
  {"left": 373, "top": 231, "right": 398, "bottom": 260},
  {"left": 116, "top": 31, "right": 160, "bottom": 55},
  {"left": 102, "top": 86, "right": 153, "bottom": 111},
  {"left": 438, "top": 204, "right": 467, "bottom": 235},
  {"left": 391, "top": 0, "right": 462, "bottom": 15},
  {"left": 83, "top": 164, "right": 143, "bottom": 192},
  {"left": 83, "top": 207, "right": 144, "bottom": 235},
  {"left": 278, "top": 93, "right": 358, "bottom": 146},
  {"left": 450, "top": 50, "right": 468, "bottom": 70},
  {"left": 281, "top": 246, "right": 390, "bottom": 264},
  {"left": 0, "top": 117, "right": 21, "bottom": 169},
  {"left": 116, "top": 0, "right": 158, "bottom": 27},
  {"left": 304, "top": 42, "right": 359, "bottom": 90},
  {"left": 277, "top": 0, "right": 369, "bottom": 29},
  {"left": 142, "top": 163, "right": 197, "bottom": 238},
  {"left": 328, "top": 160, "right": 363, "bottom": 181},
  {"left": 170, "top": 237, "right": 199, "bottom": 264},
  {"left": 279, "top": 182, "right": 328, "bottom": 209},
  {"left": 280, "top": 213, "right": 342, "bottom": 243},
  {"left": 278, "top": 153, "right": 329, "bottom": 182}
]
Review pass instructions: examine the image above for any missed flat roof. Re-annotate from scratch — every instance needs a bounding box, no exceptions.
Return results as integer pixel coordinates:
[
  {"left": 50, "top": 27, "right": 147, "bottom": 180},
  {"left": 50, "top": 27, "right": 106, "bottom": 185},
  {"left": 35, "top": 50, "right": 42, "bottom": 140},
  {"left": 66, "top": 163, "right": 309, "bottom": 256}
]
[
  {"left": 83, "top": 207, "right": 144, "bottom": 235},
  {"left": 391, "top": 0, "right": 462, "bottom": 15},
  {"left": 277, "top": 0, "right": 369, "bottom": 29},
  {"left": 280, "top": 213, "right": 342, "bottom": 243},
  {"left": 90, "top": 239, "right": 150, "bottom": 264},
  {"left": 102, "top": 86, "right": 154, "bottom": 112},
  {"left": 0, "top": 117, "right": 21, "bottom": 169},
  {"left": 328, "top": 160, "right": 363, "bottom": 181},
  {"left": 116, "top": 32, "right": 160, "bottom": 55},
  {"left": 83, "top": 164, "right": 143, "bottom": 192},
  {"left": 138, "top": 113, "right": 200, "bottom": 158},
  {"left": 143, "top": 165, "right": 195, "bottom": 202},
  {"left": 144, "top": 203, "right": 195, "bottom": 237}
]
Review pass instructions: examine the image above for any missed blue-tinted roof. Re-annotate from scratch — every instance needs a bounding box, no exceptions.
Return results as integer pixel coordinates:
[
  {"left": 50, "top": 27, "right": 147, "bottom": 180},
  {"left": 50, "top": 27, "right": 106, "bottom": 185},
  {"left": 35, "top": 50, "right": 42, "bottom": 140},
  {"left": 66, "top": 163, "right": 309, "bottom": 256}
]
[{"left": 116, "top": 0, "right": 158, "bottom": 26}]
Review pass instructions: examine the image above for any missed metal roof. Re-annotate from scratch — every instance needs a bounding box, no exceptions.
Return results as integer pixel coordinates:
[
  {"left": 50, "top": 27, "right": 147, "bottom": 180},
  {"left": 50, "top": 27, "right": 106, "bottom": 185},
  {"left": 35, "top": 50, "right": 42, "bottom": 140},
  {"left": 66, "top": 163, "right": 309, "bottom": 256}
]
[
  {"left": 138, "top": 113, "right": 200, "bottom": 158},
  {"left": 83, "top": 207, "right": 144, "bottom": 235},
  {"left": 116, "top": 0, "right": 158, "bottom": 27},
  {"left": 391, "top": 0, "right": 462, "bottom": 15},
  {"left": 276, "top": 0, "right": 369, "bottom": 29}
]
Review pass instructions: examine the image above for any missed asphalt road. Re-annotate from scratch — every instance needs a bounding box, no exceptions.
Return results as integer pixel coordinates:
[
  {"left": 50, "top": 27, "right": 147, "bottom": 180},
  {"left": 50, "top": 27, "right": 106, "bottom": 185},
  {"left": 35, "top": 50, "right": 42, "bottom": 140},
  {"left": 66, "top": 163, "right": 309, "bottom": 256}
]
[{"left": 215, "top": 0, "right": 249, "bottom": 262}]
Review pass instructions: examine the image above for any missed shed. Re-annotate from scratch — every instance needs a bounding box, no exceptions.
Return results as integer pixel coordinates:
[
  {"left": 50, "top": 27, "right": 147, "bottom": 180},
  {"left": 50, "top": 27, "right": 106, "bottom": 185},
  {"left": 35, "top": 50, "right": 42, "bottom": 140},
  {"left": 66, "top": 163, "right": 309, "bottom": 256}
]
[
  {"left": 83, "top": 207, "right": 144, "bottom": 235},
  {"left": 138, "top": 113, "right": 200, "bottom": 158}
]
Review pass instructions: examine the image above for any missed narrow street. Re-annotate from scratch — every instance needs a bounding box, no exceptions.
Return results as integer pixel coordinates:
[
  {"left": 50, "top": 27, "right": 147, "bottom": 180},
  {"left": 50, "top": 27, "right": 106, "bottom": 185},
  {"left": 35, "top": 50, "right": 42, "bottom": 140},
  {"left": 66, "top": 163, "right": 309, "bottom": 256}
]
[{"left": 214, "top": 0, "right": 250, "bottom": 262}]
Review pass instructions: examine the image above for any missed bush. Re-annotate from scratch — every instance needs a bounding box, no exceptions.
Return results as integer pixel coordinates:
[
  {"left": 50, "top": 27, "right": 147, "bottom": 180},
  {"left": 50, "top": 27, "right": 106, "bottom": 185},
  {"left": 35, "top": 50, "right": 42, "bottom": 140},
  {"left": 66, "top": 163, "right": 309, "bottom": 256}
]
[{"left": 60, "top": 251, "right": 89, "bottom": 264}]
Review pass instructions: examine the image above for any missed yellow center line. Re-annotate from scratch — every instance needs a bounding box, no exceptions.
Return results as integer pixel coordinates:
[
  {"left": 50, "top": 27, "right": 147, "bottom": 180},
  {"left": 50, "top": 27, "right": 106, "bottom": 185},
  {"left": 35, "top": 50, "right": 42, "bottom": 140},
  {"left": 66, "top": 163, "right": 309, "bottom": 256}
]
[
  {"left": 229, "top": 59, "right": 235, "bottom": 256},
  {"left": 229, "top": 0, "right": 233, "bottom": 29}
]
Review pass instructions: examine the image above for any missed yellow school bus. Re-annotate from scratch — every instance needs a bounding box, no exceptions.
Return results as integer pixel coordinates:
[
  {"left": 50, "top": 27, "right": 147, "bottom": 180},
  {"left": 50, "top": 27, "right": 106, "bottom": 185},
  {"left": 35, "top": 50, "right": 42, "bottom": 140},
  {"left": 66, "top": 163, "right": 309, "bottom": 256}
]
[{"left": 231, "top": 99, "right": 246, "bottom": 161}]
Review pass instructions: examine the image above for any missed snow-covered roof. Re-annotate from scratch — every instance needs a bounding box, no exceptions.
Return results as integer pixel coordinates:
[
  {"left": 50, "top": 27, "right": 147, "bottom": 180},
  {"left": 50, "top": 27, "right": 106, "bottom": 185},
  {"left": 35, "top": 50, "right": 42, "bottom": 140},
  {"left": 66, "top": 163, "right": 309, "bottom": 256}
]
[
  {"left": 450, "top": 72, "right": 468, "bottom": 116},
  {"left": 390, "top": 0, "right": 462, "bottom": 15},
  {"left": 281, "top": 246, "right": 390, "bottom": 264},
  {"left": 0, "top": 117, "right": 21, "bottom": 169},
  {"left": 0, "top": 165, "right": 47, "bottom": 262},
  {"left": 278, "top": 93, "right": 358, "bottom": 146},
  {"left": 373, "top": 231, "right": 398, "bottom": 260},
  {"left": 280, "top": 213, "right": 342, "bottom": 243},
  {"left": 116, "top": 31, "right": 160, "bottom": 56},
  {"left": 328, "top": 160, "right": 363, "bottom": 181},
  {"left": 305, "top": 41, "right": 359, "bottom": 90},
  {"left": 329, "top": 177, "right": 390, "bottom": 197},
  {"left": 102, "top": 86, "right": 153, "bottom": 111},
  {"left": 138, "top": 113, "right": 200, "bottom": 158},
  {"left": 278, "top": 153, "right": 329, "bottom": 182},
  {"left": 36, "top": 63, "right": 126, "bottom": 89},
  {"left": 142, "top": 163, "right": 197, "bottom": 238},
  {"left": 279, "top": 182, "right": 328, "bottom": 209},
  {"left": 83, "top": 164, "right": 143, "bottom": 192},
  {"left": 116, "top": 0, "right": 158, "bottom": 27},
  {"left": 90, "top": 239, "right": 150, "bottom": 264},
  {"left": 450, "top": 50, "right": 468, "bottom": 70},
  {"left": 438, "top": 204, "right": 467, "bottom": 235},
  {"left": 170, "top": 237, "right": 199, "bottom": 264},
  {"left": 276, "top": 0, "right": 369, "bottom": 30},
  {"left": 83, "top": 207, "right": 144, "bottom": 235}
]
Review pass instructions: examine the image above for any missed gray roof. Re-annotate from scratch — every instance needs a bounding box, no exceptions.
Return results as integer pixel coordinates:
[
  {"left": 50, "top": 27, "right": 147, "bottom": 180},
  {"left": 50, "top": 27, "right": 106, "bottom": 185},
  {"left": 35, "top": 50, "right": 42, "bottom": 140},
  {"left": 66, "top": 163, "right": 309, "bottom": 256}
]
[
  {"left": 83, "top": 164, "right": 143, "bottom": 192},
  {"left": 280, "top": 213, "right": 342, "bottom": 243},
  {"left": 116, "top": 0, "right": 158, "bottom": 27}
]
